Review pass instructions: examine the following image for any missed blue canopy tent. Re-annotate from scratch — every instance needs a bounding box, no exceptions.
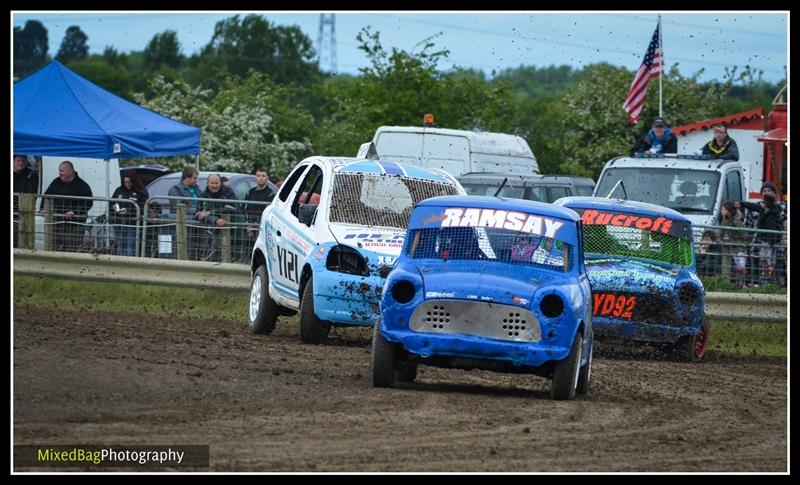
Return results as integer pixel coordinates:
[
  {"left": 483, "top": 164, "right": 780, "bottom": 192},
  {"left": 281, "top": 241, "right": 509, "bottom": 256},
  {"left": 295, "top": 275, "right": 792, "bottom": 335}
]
[{"left": 13, "top": 61, "right": 200, "bottom": 159}]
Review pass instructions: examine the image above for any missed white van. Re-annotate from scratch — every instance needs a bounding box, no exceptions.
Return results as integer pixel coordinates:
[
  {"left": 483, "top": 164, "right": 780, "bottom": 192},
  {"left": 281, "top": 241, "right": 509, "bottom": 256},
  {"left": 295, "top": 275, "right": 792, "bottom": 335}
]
[{"left": 359, "top": 124, "right": 539, "bottom": 177}]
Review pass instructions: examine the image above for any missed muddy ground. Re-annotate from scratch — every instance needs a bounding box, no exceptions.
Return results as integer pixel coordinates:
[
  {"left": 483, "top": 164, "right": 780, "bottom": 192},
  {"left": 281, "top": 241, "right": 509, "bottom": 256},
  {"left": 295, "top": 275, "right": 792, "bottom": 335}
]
[{"left": 13, "top": 305, "right": 786, "bottom": 472}]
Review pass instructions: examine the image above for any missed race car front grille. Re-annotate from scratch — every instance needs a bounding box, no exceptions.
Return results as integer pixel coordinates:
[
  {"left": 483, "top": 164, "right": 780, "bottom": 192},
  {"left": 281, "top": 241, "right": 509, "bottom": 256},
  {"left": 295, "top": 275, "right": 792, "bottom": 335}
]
[
  {"left": 409, "top": 300, "right": 541, "bottom": 342},
  {"left": 632, "top": 293, "right": 678, "bottom": 325}
]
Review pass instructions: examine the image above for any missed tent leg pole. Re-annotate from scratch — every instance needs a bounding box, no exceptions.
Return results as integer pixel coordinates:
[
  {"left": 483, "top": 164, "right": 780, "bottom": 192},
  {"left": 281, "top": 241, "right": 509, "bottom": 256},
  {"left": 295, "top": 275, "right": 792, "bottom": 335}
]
[{"left": 195, "top": 155, "right": 200, "bottom": 171}]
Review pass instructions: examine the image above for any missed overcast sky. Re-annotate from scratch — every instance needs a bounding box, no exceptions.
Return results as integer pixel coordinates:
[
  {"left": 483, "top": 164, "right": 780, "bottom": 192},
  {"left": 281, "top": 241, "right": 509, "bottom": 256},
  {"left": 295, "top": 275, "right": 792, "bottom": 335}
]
[{"left": 12, "top": 11, "right": 789, "bottom": 83}]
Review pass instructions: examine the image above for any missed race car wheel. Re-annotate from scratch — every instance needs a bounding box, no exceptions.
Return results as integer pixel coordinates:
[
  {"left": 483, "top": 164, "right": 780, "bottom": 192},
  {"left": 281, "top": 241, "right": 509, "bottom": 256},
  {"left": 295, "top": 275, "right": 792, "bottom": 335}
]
[
  {"left": 299, "top": 276, "right": 325, "bottom": 344},
  {"left": 674, "top": 315, "right": 710, "bottom": 362},
  {"left": 551, "top": 332, "right": 583, "bottom": 400},
  {"left": 397, "top": 362, "right": 418, "bottom": 383},
  {"left": 371, "top": 318, "right": 397, "bottom": 388},
  {"left": 576, "top": 337, "right": 592, "bottom": 396},
  {"left": 247, "top": 265, "right": 278, "bottom": 335}
]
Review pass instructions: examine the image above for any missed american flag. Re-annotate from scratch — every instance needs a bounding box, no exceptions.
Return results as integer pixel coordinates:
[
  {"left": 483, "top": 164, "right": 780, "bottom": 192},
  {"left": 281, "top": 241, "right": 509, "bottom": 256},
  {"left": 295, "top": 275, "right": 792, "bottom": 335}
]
[{"left": 623, "top": 22, "right": 663, "bottom": 124}]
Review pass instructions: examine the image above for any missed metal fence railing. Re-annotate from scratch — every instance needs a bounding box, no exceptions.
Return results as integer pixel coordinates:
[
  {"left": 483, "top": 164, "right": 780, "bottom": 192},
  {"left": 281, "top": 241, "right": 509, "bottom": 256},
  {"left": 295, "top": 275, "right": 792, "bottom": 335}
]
[
  {"left": 14, "top": 193, "right": 270, "bottom": 264},
  {"left": 692, "top": 223, "right": 787, "bottom": 290},
  {"left": 14, "top": 192, "right": 787, "bottom": 291}
]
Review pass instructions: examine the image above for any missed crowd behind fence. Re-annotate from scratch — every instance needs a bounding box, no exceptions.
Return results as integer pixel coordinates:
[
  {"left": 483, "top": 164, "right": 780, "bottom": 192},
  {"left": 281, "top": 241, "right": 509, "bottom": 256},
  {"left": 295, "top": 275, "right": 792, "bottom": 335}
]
[
  {"left": 14, "top": 193, "right": 787, "bottom": 290},
  {"left": 14, "top": 193, "right": 270, "bottom": 265}
]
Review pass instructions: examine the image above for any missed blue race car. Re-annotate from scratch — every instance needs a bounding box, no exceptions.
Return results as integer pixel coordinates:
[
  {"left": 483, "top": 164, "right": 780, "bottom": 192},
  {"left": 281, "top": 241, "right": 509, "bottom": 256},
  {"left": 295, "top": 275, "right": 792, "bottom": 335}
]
[
  {"left": 554, "top": 197, "right": 708, "bottom": 361},
  {"left": 372, "top": 195, "right": 593, "bottom": 400}
]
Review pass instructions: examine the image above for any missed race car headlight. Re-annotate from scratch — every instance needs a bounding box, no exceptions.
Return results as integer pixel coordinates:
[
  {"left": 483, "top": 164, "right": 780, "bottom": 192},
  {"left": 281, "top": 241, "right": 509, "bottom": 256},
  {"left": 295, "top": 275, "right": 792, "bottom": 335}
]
[
  {"left": 326, "top": 245, "right": 370, "bottom": 277},
  {"left": 540, "top": 293, "right": 564, "bottom": 318},
  {"left": 390, "top": 280, "right": 416, "bottom": 304},
  {"left": 678, "top": 282, "right": 702, "bottom": 306}
]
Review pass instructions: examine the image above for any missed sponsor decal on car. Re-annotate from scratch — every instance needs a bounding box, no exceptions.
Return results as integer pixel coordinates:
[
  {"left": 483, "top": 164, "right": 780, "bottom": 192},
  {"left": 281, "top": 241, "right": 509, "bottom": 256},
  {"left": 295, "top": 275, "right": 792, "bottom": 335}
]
[
  {"left": 577, "top": 209, "right": 691, "bottom": 239},
  {"left": 441, "top": 208, "right": 564, "bottom": 238},
  {"left": 589, "top": 269, "right": 674, "bottom": 285}
]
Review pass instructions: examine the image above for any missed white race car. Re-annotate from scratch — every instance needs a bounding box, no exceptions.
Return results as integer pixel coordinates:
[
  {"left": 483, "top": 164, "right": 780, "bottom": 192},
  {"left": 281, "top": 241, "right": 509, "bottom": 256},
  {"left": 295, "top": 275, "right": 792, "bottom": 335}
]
[{"left": 248, "top": 156, "right": 465, "bottom": 343}]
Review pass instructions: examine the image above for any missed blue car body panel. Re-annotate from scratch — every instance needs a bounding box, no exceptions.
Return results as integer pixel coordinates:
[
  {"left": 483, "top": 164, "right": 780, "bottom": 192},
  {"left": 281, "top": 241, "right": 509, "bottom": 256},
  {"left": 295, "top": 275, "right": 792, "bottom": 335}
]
[
  {"left": 381, "top": 196, "right": 593, "bottom": 370},
  {"left": 555, "top": 196, "right": 704, "bottom": 344}
]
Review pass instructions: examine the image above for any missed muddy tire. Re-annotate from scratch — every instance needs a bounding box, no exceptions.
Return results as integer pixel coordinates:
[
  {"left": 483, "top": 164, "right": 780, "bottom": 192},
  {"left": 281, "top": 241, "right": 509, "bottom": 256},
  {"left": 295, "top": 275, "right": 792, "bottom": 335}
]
[
  {"left": 576, "top": 337, "right": 592, "bottom": 396},
  {"left": 674, "top": 315, "right": 710, "bottom": 362},
  {"left": 551, "top": 332, "right": 583, "bottom": 400},
  {"left": 371, "top": 318, "right": 397, "bottom": 388},
  {"left": 247, "top": 266, "right": 278, "bottom": 335},
  {"left": 397, "top": 362, "right": 418, "bottom": 383},
  {"left": 299, "top": 276, "right": 324, "bottom": 344}
]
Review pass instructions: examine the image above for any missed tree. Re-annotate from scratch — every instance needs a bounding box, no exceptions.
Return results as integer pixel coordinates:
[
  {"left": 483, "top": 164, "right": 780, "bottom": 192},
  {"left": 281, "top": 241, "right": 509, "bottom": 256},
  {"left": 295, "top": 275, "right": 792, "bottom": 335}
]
[
  {"left": 550, "top": 63, "right": 733, "bottom": 179},
  {"left": 134, "top": 74, "right": 313, "bottom": 178},
  {"left": 14, "top": 20, "right": 49, "bottom": 78},
  {"left": 143, "top": 30, "right": 182, "bottom": 71},
  {"left": 56, "top": 26, "right": 89, "bottom": 64},
  {"left": 190, "top": 14, "right": 321, "bottom": 86},
  {"left": 313, "top": 28, "right": 518, "bottom": 157},
  {"left": 69, "top": 55, "right": 134, "bottom": 100}
]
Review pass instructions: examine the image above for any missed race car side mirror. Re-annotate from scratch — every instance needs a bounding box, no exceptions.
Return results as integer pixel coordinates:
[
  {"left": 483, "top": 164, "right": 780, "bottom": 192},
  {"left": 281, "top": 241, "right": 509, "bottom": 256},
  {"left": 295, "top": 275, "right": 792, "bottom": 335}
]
[{"left": 298, "top": 203, "right": 318, "bottom": 226}]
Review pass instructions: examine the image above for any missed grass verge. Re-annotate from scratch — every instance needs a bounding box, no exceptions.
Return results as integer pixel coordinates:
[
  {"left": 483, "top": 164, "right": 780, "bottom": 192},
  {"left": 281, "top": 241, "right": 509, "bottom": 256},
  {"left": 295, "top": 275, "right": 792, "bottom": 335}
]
[{"left": 13, "top": 276, "right": 786, "bottom": 358}]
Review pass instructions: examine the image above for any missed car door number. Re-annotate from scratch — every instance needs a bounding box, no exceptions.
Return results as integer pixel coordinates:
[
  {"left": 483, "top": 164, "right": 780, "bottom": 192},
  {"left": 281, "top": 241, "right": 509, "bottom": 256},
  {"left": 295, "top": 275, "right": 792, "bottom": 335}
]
[
  {"left": 592, "top": 293, "right": 636, "bottom": 319},
  {"left": 277, "top": 245, "right": 299, "bottom": 284}
]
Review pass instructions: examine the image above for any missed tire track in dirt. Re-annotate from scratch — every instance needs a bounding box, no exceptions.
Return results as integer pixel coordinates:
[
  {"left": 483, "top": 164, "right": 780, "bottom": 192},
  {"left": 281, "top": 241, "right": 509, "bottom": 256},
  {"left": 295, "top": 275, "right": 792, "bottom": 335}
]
[{"left": 13, "top": 305, "right": 786, "bottom": 472}]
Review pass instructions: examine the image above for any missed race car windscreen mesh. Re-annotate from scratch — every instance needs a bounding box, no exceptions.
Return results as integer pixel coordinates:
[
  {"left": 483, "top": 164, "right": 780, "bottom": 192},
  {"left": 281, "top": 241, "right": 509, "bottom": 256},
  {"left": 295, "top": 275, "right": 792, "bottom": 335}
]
[
  {"left": 406, "top": 226, "right": 572, "bottom": 272},
  {"left": 582, "top": 224, "right": 694, "bottom": 266},
  {"left": 329, "top": 173, "right": 460, "bottom": 228}
]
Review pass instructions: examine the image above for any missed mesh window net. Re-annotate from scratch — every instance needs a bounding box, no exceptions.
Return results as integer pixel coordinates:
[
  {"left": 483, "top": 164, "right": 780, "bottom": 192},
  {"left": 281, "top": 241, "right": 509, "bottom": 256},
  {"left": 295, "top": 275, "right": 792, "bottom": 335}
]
[
  {"left": 329, "top": 173, "right": 460, "bottom": 229},
  {"left": 406, "top": 226, "right": 572, "bottom": 273}
]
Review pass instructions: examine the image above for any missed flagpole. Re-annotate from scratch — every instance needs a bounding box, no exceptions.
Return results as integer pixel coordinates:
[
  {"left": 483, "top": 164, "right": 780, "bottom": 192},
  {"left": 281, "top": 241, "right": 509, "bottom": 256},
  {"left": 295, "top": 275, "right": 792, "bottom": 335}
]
[{"left": 658, "top": 14, "right": 663, "bottom": 117}]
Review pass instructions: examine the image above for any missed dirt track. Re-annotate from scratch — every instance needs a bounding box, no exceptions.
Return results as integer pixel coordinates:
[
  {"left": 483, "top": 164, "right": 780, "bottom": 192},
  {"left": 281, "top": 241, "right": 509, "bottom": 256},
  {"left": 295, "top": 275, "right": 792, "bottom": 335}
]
[{"left": 13, "top": 305, "right": 787, "bottom": 472}]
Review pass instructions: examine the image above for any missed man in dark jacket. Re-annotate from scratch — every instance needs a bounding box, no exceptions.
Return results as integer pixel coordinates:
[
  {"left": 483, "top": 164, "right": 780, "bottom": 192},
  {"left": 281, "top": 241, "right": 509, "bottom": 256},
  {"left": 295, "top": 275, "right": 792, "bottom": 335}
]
[
  {"left": 737, "top": 191, "right": 783, "bottom": 285},
  {"left": 39, "top": 161, "right": 94, "bottom": 252},
  {"left": 13, "top": 154, "right": 39, "bottom": 247},
  {"left": 699, "top": 122, "right": 739, "bottom": 160},
  {"left": 13, "top": 155, "right": 39, "bottom": 194},
  {"left": 631, "top": 117, "right": 678, "bottom": 156},
  {"left": 244, "top": 168, "right": 276, "bottom": 223},
  {"left": 198, "top": 173, "right": 243, "bottom": 262},
  {"left": 244, "top": 167, "right": 276, "bottom": 244}
]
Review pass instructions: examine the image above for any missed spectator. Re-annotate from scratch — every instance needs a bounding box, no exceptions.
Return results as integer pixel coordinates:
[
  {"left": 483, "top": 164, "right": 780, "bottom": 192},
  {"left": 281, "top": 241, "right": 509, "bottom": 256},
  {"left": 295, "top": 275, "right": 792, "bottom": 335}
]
[
  {"left": 220, "top": 176, "right": 232, "bottom": 189},
  {"left": 13, "top": 154, "right": 39, "bottom": 195},
  {"left": 631, "top": 116, "right": 678, "bottom": 156},
  {"left": 745, "top": 181, "right": 786, "bottom": 228},
  {"left": 13, "top": 154, "right": 39, "bottom": 247},
  {"left": 167, "top": 166, "right": 202, "bottom": 217},
  {"left": 244, "top": 167, "right": 277, "bottom": 241},
  {"left": 699, "top": 122, "right": 739, "bottom": 160},
  {"left": 168, "top": 166, "right": 203, "bottom": 260},
  {"left": 39, "top": 161, "right": 93, "bottom": 252},
  {"left": 716, "top": 200, "right": 748, "bottom": 288},
  {"left": 111, "top": 170, "right": 149, "bottom": 257},
  {"left": 741, "top": 182, "right": 787, "bottom": 286},
  {"left": 737, "top": 193, "right": 782, "bottom": 285},
  {"left": 696, "top": 230, "right": 721, "bottom": 276},
  {"left": 197, "top": 173, "right": 243, "bottom": 262}
]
